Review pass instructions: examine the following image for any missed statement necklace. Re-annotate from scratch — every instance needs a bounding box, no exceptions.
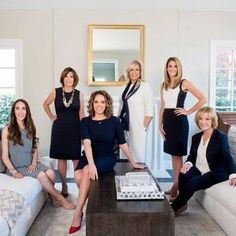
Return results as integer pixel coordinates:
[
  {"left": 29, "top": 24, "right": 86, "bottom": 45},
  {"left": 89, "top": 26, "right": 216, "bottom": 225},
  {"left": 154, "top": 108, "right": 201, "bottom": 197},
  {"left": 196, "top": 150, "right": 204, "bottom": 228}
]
[{"left": 62, "top": 89, "right": 75, "bottom": 108}]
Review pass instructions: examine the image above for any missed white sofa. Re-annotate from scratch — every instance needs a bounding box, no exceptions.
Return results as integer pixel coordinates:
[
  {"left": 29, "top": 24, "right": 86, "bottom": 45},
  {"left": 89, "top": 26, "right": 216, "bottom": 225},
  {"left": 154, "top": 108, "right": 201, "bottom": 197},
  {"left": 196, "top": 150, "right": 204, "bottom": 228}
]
[
  {"left": 195, "top": 123, "right": 236, "bottom": 236},
  {"left": 0, "top": 137, "right": 52, "bottom": 236}
]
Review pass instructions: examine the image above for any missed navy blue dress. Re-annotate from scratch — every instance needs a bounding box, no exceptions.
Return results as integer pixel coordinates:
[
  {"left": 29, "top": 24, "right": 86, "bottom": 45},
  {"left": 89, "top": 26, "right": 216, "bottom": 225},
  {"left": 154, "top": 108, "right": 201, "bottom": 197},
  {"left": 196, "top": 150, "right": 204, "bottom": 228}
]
[
  {"left": 75, "top": 116, "right": 126, "bottom": 174},
  {"left": 50, "top": 87, "right": 81, "bottom": 160}
]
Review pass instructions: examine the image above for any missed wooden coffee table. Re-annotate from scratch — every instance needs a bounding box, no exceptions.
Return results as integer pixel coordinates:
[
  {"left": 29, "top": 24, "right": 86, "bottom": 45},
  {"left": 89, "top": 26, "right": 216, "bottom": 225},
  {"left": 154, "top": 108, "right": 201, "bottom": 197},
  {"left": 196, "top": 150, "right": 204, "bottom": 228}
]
[{"left": 86, "top": 162, "right": 174, "bottom": 236}]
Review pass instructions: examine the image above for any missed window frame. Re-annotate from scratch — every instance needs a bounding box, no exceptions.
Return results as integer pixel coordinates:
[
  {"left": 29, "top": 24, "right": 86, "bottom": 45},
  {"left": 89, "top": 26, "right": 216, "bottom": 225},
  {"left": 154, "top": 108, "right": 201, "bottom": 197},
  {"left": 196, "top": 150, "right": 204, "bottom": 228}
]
[
  {"left": 0, "top": 39, "right": 23, "bottom": 98},
  {"left": 210, "top": 40, "right": 236, "bottom": 111}
]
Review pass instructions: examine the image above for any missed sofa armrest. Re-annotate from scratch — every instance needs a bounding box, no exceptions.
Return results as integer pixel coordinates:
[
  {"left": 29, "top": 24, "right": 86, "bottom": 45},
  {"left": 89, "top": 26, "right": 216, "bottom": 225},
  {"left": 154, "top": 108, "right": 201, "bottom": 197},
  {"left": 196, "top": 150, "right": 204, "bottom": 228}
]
[{"left": 217, "top": 112, "right": 236, "bottom": 134}]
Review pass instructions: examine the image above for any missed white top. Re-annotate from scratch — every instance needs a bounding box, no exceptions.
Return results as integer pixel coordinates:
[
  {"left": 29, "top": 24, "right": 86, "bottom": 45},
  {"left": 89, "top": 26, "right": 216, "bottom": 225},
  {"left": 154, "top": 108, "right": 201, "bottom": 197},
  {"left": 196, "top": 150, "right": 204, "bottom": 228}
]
[
  {"left": 162, "top": 86, "right": 179, "bottom": 108},
  {"left": 196, "top": 136, "right": 210, "bottom": 174},
  {"left": 128, "top": 82, "right": 154, "bottom": 117}
]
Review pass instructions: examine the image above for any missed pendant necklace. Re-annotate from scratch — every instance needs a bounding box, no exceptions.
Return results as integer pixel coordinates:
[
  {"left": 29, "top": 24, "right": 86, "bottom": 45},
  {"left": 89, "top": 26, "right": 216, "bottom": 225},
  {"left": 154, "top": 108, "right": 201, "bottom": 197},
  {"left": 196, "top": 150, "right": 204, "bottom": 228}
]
[{"left": 62, "top": 89, "right": 74, "bottom": 108}]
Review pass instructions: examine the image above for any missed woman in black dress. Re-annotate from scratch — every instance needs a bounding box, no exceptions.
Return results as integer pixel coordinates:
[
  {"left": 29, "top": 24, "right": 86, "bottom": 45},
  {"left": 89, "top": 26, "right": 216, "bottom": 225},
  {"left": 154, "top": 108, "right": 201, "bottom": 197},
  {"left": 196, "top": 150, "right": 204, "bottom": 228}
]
[
  {"left": 159, "top": 57, "right": 206, "bottom": 200},
  {"left": 69, "top": 90, "right": 145, "bottom": 234},
  {"left": 43, "top": 67, "right": 84, "bottom": 197}
]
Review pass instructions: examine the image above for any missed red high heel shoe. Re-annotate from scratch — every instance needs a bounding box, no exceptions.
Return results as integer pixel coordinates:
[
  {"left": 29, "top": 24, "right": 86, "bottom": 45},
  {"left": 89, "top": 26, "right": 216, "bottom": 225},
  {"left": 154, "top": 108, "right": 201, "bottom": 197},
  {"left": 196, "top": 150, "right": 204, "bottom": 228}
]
[{"left": 69, "top": 213, "right": 84, "bottom": 234}]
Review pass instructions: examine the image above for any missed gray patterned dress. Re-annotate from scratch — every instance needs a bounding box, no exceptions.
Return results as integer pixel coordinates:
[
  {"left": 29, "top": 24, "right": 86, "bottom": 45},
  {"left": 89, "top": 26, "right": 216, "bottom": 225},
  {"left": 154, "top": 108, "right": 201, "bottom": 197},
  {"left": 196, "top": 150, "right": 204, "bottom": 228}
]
[{"left": 7, "top": 129, "right": 48, "bottom": 178}]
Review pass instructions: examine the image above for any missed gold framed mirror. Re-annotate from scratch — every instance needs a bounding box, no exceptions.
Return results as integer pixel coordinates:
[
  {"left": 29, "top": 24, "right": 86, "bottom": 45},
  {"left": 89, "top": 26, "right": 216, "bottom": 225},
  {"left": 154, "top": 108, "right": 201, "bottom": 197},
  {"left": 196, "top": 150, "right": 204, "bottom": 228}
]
[{"left": 88, "top": 24, "right": 144, "bottom": 86}]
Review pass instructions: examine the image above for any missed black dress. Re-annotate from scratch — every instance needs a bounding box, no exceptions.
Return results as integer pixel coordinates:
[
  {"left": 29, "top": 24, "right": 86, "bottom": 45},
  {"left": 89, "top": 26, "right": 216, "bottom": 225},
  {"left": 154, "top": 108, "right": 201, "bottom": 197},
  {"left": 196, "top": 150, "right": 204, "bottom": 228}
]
[
  {"left": 75, "top": 116, "right": 126, "bottom": 174},
  {"left": 163, "top": 80, "right": 189, "bottom": 156},
  {"left": 50, "top": 87, "right": 81, "bottom": 160}
]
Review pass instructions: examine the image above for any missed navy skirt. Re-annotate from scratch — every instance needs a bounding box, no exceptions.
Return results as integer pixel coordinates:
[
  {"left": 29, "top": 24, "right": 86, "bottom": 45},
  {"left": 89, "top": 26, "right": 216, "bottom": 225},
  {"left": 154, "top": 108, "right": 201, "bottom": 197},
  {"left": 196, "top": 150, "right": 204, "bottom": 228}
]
[
  {"left": 75, "top": 151, "right": 116, "bottom": 175},
  {"left": 163, "top": 109, "right": 189, "bottom": 156}
]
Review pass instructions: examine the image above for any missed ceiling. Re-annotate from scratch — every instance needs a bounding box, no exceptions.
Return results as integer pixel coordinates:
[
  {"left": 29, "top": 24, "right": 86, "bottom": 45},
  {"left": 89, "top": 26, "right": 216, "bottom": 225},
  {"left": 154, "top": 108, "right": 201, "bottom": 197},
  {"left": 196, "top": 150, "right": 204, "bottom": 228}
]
[{"left": 0, "top": 0, "right": 236, "bottom": 11}]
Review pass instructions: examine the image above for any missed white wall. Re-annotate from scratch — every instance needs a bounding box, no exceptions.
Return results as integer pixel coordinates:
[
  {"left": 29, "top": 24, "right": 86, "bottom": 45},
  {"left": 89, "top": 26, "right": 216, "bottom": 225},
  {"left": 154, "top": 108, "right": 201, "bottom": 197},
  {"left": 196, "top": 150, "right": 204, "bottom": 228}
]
[
  {"left": 0, "top": 8, "right": 236, "bottom": 158},
  {"left": 0, "top": 10, "right": 54, "bottom": 155}
]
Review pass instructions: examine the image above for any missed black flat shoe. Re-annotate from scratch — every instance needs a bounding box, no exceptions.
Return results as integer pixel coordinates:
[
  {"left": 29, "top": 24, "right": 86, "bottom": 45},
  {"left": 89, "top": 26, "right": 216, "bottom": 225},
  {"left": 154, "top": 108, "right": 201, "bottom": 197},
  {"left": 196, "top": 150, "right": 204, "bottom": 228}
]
[
  {"left": 164, "top": 189, "right": 171, "bottom": 195},
  {"left": 62, "top": 193, "right": 69, "bottom": 198},
  {"left": 175, "top": 204, "right": 187, "bottom": 217}
]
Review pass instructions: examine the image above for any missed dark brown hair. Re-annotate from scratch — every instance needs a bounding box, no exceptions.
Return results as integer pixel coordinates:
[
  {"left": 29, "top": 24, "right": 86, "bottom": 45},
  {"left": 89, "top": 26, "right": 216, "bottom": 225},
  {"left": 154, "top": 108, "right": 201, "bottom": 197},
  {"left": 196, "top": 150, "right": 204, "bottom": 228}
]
[
  {"left": 60, "top": 67, "right": 79, "bottom": 88},
  {"left": 8, "top": 99, "right": 38, "bottom": 149},
  {"left": 87, "top": 90, "right": 113, "bottom": 117}
]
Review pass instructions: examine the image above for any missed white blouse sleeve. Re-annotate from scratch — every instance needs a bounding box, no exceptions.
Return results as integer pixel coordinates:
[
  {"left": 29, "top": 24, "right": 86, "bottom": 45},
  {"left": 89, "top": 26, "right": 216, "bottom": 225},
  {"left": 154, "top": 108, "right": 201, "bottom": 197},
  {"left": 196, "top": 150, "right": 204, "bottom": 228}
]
[{"left": 143, "top": 82, "right": 154, "bottom": 117}]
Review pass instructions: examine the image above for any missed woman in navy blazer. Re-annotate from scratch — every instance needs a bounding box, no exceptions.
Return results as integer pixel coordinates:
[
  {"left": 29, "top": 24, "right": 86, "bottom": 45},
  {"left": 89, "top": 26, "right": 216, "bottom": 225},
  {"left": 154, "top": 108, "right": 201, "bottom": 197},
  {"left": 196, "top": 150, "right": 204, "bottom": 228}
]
[{"left": 171, "top": 106, "right": 236, "bottom": 216}]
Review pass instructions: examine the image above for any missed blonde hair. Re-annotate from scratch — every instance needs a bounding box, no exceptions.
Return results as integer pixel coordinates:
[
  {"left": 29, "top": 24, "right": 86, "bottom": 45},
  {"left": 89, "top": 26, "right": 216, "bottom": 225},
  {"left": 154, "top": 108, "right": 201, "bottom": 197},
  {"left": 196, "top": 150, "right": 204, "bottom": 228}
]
[
  {"left": 125, "top": 59, "right": 143, "bottom": 83},
  {"left": 163, "top": 57, "right": 182, "bottom": 90},
  {"left": 195, "top": 106, "right": 218, "bottom": 129}
]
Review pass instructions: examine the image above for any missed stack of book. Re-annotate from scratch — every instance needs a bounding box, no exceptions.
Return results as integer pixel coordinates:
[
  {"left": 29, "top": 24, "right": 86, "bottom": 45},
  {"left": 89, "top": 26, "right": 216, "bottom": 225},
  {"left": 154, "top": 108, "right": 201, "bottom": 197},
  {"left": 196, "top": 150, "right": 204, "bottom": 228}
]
[
  {"left": 115, "top": 172, "right": 164, "bottom": 200},
  {"left": 120, "top": 172, "right": 158, "bottom": 192}
]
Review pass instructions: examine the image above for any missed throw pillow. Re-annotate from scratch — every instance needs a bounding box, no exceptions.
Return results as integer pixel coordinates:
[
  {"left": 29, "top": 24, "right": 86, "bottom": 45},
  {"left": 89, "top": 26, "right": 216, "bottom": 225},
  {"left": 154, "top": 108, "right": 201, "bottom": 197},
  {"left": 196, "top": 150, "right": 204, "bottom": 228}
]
[
  {"left": 0, "top": 127, "right": 6, "bottom": 173},
  {"left": 0, "top": 143, "right": 6, "bottom": 173},
  {"left": 228, "top": 126, "right": 236, "bottom": 164},
  {"left": 0, "top": 161, "right": 5, "bottom": 173}
]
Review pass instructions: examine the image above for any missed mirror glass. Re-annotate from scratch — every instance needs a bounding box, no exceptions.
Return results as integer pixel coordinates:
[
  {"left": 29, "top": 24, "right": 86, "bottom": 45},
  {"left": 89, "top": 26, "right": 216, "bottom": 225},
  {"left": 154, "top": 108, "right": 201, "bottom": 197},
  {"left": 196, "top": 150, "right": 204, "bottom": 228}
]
[{"left": 88, "top": 25, "right": 144, "bottom": 86}]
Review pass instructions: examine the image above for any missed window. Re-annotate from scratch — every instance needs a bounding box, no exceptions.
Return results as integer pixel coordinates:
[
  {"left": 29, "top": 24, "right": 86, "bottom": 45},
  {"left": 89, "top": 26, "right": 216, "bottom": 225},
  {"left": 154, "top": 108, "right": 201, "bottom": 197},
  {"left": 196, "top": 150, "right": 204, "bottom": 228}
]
[
  {"left": 92, "top": 59, "right": 118, "bottom": 82},
  {"left": 210, "top": 41, "right": 236, "bottom": 111},
  {"left": 0, "top": 40, "right": 22, "bottom": 126}
]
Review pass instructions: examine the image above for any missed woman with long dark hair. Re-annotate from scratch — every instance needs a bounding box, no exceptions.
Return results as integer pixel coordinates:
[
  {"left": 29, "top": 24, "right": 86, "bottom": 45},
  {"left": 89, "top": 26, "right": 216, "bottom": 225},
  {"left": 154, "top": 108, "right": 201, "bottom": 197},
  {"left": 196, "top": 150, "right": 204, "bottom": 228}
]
[{"left": 2, "top": 99, "right": 75, "bottom": 210}]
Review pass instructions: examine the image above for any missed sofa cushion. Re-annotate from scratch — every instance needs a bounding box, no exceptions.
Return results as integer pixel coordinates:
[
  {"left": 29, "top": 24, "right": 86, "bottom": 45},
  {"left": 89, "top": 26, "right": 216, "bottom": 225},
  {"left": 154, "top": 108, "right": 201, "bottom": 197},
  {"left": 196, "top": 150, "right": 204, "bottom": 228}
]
[
  {"left": 0, "top": 174, "right": 43, "bottom": 204},
  {"left": 228, "top": 126, "right": 236, "bottom": 164},
  {"left": 204, "top": 180, "right": 236, "bottom": 218}
]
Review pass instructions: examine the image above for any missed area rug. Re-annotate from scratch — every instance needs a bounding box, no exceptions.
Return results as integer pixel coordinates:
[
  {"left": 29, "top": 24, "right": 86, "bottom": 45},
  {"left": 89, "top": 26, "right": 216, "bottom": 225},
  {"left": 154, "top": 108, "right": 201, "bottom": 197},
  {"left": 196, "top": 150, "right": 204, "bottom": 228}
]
[
  {"left": 27, "top": 183, "right": 85, "bottom": 236},
  {"left": 27, "top": 183, "right": 226, "bottom": 236}
]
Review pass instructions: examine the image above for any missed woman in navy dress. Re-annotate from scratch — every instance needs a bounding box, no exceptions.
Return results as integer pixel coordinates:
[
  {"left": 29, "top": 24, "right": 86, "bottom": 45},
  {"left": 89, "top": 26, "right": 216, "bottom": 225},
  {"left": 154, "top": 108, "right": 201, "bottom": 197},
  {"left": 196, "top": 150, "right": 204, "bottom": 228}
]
[
  {"left": 172, "top": 107, "right": 236, "bottom": 216},
  {"left": 2, "top": 99, "right": 75, "bottom": 209},
  {"left": 69, "top": 90, "right": 145, "bottom": 234},
  {"left": 159, "top": 57, "right": 206, "bottom": 200},
  {"left": 43, "top": 67, "right": 84, "bottom": 197}
]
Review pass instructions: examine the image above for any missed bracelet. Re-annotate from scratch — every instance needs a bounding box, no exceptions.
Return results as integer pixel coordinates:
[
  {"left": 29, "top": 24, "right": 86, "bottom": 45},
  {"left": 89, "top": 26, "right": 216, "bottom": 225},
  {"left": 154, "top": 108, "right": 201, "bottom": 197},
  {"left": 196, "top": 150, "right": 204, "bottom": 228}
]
[{"left": 10, "top": 169, "right": 17, "bottom": 174}]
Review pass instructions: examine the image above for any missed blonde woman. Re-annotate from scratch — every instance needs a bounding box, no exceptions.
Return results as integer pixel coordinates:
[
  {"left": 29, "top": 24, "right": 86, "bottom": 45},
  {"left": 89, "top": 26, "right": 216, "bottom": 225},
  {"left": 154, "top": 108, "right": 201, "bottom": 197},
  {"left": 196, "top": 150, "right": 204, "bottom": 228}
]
[
  {"left": 172, "top": 107, "right": 236, "bottom": 216},
  {"left": 119, "top": 60, "right": 153, "bottom": 163},
  {"left": 159, "top": 57, "right": 206, "bottom": 200}
]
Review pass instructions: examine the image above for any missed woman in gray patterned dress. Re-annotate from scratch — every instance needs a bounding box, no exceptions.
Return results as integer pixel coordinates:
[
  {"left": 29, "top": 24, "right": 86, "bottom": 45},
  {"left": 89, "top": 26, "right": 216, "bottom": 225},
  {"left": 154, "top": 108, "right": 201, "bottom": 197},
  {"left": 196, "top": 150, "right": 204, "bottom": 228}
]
[{"left": 1, "top": 99, "right": 75, "bottom": 210}]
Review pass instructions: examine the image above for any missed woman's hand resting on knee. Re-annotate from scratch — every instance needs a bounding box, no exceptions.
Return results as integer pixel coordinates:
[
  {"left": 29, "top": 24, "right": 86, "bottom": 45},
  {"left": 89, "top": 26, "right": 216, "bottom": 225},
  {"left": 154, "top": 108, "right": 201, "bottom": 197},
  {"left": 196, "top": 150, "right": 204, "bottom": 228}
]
[
  {"left": 88, "top": 163, "right": 98, "bottom": 180},
  {"left": 229, "top": 177, "right": 236, "bottom": 186},
  {"left": 11, "top": 170, "right": 24, "bottom": 179},
  {"left": 180, "top": 162, "right": 192, "bottom": 174}
]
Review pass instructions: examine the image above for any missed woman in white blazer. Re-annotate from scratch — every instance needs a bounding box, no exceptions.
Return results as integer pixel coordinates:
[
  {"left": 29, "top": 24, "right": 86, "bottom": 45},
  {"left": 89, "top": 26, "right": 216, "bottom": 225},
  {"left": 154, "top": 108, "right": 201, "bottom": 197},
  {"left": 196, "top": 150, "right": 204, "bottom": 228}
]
[{"left": 119, "top": 60, "right": 153, "bottom": 163}]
